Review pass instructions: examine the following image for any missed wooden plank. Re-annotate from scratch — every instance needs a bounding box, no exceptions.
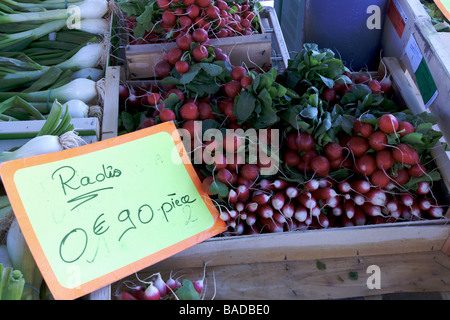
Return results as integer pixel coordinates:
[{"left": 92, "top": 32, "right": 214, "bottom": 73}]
[
  {"left": 101, "top": 66, "right": 121, "bottom": 141},
  {"left": 88, "top": 286, "right": 111, "bottom": 300},
  {"left": 113, "top": 251, "right": 450, "bottom": 300},
  {"left": 130, "top": 223, "right": 449, "bottom": 271}
]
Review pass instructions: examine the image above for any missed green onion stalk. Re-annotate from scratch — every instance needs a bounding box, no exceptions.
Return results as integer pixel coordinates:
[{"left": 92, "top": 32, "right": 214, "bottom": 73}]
[
  {"left": 1, "top": 263, "right": 25, "bottom": 300},
  {"left": 0, "top": 0, "right": 83, "bottom": 11}
]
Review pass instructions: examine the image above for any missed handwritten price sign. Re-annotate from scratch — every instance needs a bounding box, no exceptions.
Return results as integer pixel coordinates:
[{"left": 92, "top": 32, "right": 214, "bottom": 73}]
[{"left": 0, "top": 122, "right": 225, "bottom": 300}]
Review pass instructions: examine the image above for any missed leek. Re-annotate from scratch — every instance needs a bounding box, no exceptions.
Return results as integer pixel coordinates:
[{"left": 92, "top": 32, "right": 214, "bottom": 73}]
[
  {"left": 0, "top": 78, "right": 99, "bottom": 106},
  {"left": 62, "top": 99, "right": 89, "bottom": 118},
  {"left": 6, "top": 219, "right": 41, "bottom": 300},
  {"left": 1, "top": 0, "right": 83, "bottom": 10},
  {"left": 0, "top": 265, "right": 25, "bottom": 300},
  {"left": 0, "top": 0, "right": 109, "bottom": 24}
]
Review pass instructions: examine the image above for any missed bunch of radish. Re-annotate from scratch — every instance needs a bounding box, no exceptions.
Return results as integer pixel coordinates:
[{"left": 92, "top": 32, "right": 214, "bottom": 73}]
[
  {"left": 122, "top": 0, "right": 262, "bottom": 45},
  {"left": 119, "top": 272, "right": 207, "bottom": 300}
]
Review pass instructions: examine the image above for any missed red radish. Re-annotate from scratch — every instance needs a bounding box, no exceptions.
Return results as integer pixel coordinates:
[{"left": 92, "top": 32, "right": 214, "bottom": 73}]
[
  {"left": 386, "top": 196, "right": 399, "bottom": 213},
  {"left": 284, "top": 150, "right": 301, "bottom": 166},
  {"left": 355, "top": 155, "right": 377, "bottom": 176},
  {"left": 302, "top": 149, "right": 318, "bottom": 163},
  {"left": 119, "top": 85, "right": 130, "bottom": 100},
  {"left": 368, "top": 79, "right": 382, "bottom": 93},
  {"left": 175, "top": 61, "right": 189, "bottom": 74},
  {"left": 259, "top": 179, "right": 275, "bottom": 191},
  {"left": 245, "top": 202, "right": 258, "bottom": 213},
  {"left": 179, "top": 102, "right": 199, "bottom": 120},
  {"left": 224, "top": 80, "right": 242, "bottom": 98},
  {"left": 257, "top": 204, "right": 274, "bottom": 219},
  {"left": 428, "top": 206, "right": 444, "bottom": 218},
  {"left": 235, "top": 202, "right": 245, "bottom": 212},
  {"left": 347, "top": 136, "right": 369, "bottom": 157},
  {"left": 167, "top": 47, "right": 183, "bottom": 65},
  {"left": 252, "top": 192, "right": 271, "bottom": 205},
  {"left": 273, "top": 179, "right": 289, "bottom": 190},
  {"left": 192, "top": 279, "right": 204, "bottom": 295},
  {"left": 354, "top": 74, "right": 370, "bottom": 84},
  {"left": 317, "top": 214, "right": 330, "bottom": 228},
  {"left": 192, "top": 44, "right": 209, "bottom": 61},
  {"left": 319, "top": 178, "right": 334, "bottom": 188},
  {"left": 198, "top": 102, "right": 213, "bottom": 120},
  {"left": 351, "top": 180, "right": 371, "bottom": 194},
  {"left": 282, "top": 202, "right": 295, "bottom": 218},
  {"left": 159, "top": 108, "right": 176, "bottom": 122},
  {"left": 408, "top": 164, "right": 426, "bottom": 178},
  {"left": 392, "top": 168, "right": 410, "bottom": 185},
  {"left": 392, "top": 144, "right": 419, "bottom": 166},
  {"left": 273, "top": 212, "right": 287, "bottom": 225},
  {"left": 419, "top": 198, "right": 432, "bottom": 211},
  {"left": 192, "top": 28, "right": 209, "bottom": 43},
  {"left": 228, "top": 210, "right": 239, "bottom": 219},
  {"left": 231, "top": 66, "right": 247, "bottom": 81},
  {"left": 310, "top": 156, "right": 330, "bottom": 177},
  {"left": 246, "top": 212, "right": 257, "bottom": 227},
  {"left": 154, "top": 60, "right": 172, "bottom": 78},
  {"left": 380, "top": 77, "right": 392, "bottom": 93},
  {"left": 157, "top": 0, "right": 170, "bottom": 9},
  {"left": 153, "top": 273, "right": 167, "bottom": 297},
  {"left": 187, "top": 4, "right": 200, "bottom": 19},
  {"left": 240, "top": 164, "right": 260, "bottom": 181},
  {"left": 324, "top": 142, "right": 343, "bottom": 161},
  {"left": 120, "top": 292, "right": 138, "bottom": 300},
  {"left": 398, "top": 121, "right": 415, "bottom": 137},
  {"left": 366, "top": 189, "right": 387, "bottom": 207},
  {"left": 354, "top": 193, "right": 365, "bottom": 206},
  {"left": 217, "top": 168, "right": 233, "bottom": 184},
  {"left": 378, "top": 114, "right": 399, "bottom": 134},
  {"left": 415, "top": 181, "right": 430, "bottom": 195},
  {"left": 285, "top": 186, "right": 299, "bottom": 199},
  {"left": 286, "top": 133, "right": 299, "bottom": 150},
  {"left": 179, "top": 15, "right": 193, "bottom": 29},
  {"left": 176, "top": 32, "right": 193, "bottom": 51},
  {"left": 338, "top": 181, "right": 351, "bottom": 193},
  {"left": 228, "top": 189, "right": 238, "bottom": 204},
  {"left": 219, "top": 210, "right": 231, "bottom": 222},
  {"left": 260, "top": 218, "right": 284, "bottom": 233},
  {"left": 326, "top": 197, "right": 340, "bottom": 208},
  {"left": 341, "top": 215, "right": 355, "bottom": 227},
  {"left": 376, "top": 149, "right": 395, "bottom": 170},
  {"left": 304, "top": 179, "right": 320, "bottom": 191},
  {"left": 353, "top": 120, "right": 374, "bottom": 138},
  {"left": 240, "top": 76, "right": 253, "bottom": 89},
  {"left": 401, "top": 205, "right": 413, "bottom": 220},
  {"left": 271, "top": 191, "right": 285, "bottom": 210},
  {"left": 332, "top": 205, "right": 343, "bottom": 217},
  {"left": 237, "top": 185, "right": 250, "bottom": 202},
  {"left": 294, "top": 205, "right": 308, "bottom": 222},
  {"left": 400, "top": 193, "right": 414, "bottom": 207},
  {"left": 311, "top": 188, "right": 337, "bottom": 200},
  {"left": 196, "top": 0, "right": 211, "bottom": 8},
  {"left": 410, "top": 203, "right": 422, "bottom": 219},
  {"left": 352, "top": 207, "right": 367, "bottom": 226},
  {"left": 343, "top": 200, "right": 355, "bottom": 219},
  {"left": 296, "top": 132, "right": 315, "bottom": 151},
  {"left": 143, "top": 282, "right": 161, "bottom": 300},
  {"left": 298, "top": 193, "right": 317, "bottom": 209},
  {"left": 371, "top": 170, "right": 390, "bottom": 188},
  {"left": 369, "top": 131, "right": 388, "bottom": 151},
  {"left": 322, "top": 88, "right": 336, "bottom": 103},
  {"left": 131, "top": 286, "right": 146, "bottom": 300}
]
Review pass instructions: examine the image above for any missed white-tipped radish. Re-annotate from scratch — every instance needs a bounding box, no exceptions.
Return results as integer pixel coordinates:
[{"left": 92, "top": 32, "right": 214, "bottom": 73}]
[
  {"left": 297, "top": 193, "right": 317, "bottom": 209},
  {"left": 343, "top": 200, "right": 355, "bottom": 219},
  {"left": 271, "top": 191, "right": 285, "bottom": 210},
  {"left": 351, "top": 180, "right": 371, "bottom": 194},
  {"left": 285, "top": 186, "right": 299, "bottom": 199},
  {"left": 294, "top": 205, "right": 308, "bottom": 222},
  {"left": 143, "top": 282, "right": 160, "bottom": 300},
  {"left": 311, "top": 188, "right": 337, "bottom": 200},
  {"left": 282, "top": 202, "right": 295, "bottom": 219},
  {"left": 338, "top": 181, "right": 351, "bottom": 193},
  {"left": 361, "top": 203, "right": 382, "bottom": 217},
  {"left": 366, "top": 189, "right": 387, "bottom": 207},
  {"left": 257, "top": 204, "right": 274, "bottom": 219}
]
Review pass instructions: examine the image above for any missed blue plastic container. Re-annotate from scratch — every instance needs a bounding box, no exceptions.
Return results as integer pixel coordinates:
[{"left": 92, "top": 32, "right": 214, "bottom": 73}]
[{"left": 302, "top": 0, "right": 389, "bottom": 71}]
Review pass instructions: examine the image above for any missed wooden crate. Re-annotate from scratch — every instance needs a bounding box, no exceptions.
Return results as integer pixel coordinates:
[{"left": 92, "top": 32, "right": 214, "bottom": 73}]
[
  {"left": 124, "top": 7, "right": 287, "bottom": 79},
  {"left": 382, "top": 0, "right": 450, "bottom": 147},
  {"left": 88, "top": 56, "right": 450, "bottom": 300}
]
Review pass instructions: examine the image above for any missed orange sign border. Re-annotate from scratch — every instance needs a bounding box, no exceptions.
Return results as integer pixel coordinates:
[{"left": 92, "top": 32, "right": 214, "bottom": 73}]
[
  {"left": 0, "top": 122, "right": 226, "bottom": 300},
  {"left": 434, "top": 0, "right": 450, "bottom": 21}
]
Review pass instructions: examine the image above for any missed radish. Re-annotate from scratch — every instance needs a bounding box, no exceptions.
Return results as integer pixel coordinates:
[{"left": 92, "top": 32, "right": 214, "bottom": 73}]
[
  {"left": 192, "top": 28, "right": 209, "bottom": 43},
  {"left": 368, "top": 79, "right": 382, "bottom": 94},
  {"left": 245, "top": 202, "right": 258, "bottom": 213},
  {"left": 366, "top": 189, "right": 387, "bottom": 207},
  {"left": 408, "top": 164, "right": 426, "bottom": 178},
  {"left": 252, "top": 192, "right": 271, "bottom": 205},
  {"left": 192, "top": 44, "right": 209, "bottom": 61},
  {"left": 317, "top": 214, "right": 330, "bottom": 228},
  {"left": 167, "top": 47, "right": 183, "bottom": 65},
  {"left": 380, "top": 77, "right": 392, "bottom": 93},
  {"left": 428, "top": 206, "right": 444, "bottom": 218},
  {"left": 295, "top": 132, "right": 315, "bottom": 151},
  {"left": 175, "top": 61, "right": 189, "bottom": 74},
  {"left": 386, "top": 196, "right": 399, "bottom": 213},
  {"left": 352, "top": 207, "right": 367, "bottom": 226},
  {"left": 120, "top": 292, "right": 137, "bottom": 300},
  {"left": 235, "top": 202, "right": 245, "bottom": 212},
  {"left": 353, "top": 120, "right": 374, "bottom": 138},
  {"left": 257, "top": 204, "right": 274, "bottom": 219},
  {"left": 418, "top": 198, "right": 431, "bottom": 211},
  {"left": 260, "top": 218, "right": 284, "bottom": 233},
  {"left": 311, "top": 188, "right": 337, "bottom": 200},
  {"left": 361, "top": 202, "right": 382, "bottom": 217},
  {"left": 343, "top": 200, "right": 355, "bottom": 219},
  {"left": 338, "top": 181, "right": 351, "bottom": 193},
  {"left": 347, "top": 136, "right": 369, "bottom": 157},
  {"left": 246, "top": 212, "right": 257, "bottom": 227},
  {"left": 297, "top": 193, "right": 317, "bottom": 209},
  {"left": 310, "top": 156, "right": 330, "bottom": 177},
  {"left": 332, "top": 205, "right": 343, "bottom": 217},
  {"left": 224, "top": 80, "right": 242, "bottom": 98},
  {"left": 294, "top": 205, "right": 308, "bottom": 222},
  {"left": 271, "top": 191, "right": 286, "bottom": 210},
  {"left": 354, "top": 194, "right": 366, "bottom": 206},
  {"left": 198, "top": 102, "right": 214, "bottom": 120},
  {"left": 237, "top": 185, "right": 250, "bottom": 202},
  {"left": 154, "top": 60, "right": 172, "bottom": 78},
  {"left": 143, "top": 282, "right": 161, "bottom": 300},
  {"left": 304, "top": 179, "right": 320, "bottom": 191},
  {"left": 378, "top": 114, "right": 399, "bottom": 134},
  {"left": 392, "top": 144, "right": 419, "bottom": 166},
  {"left": 341, "top": 215, "right": 354, "bottom": 227},
  {"left": 179, "top": 102, "right": 199, "bottom": 120},
  {"left": 282, "top": 202, "right": 295, "bottom": 219},
  {"left": 398, "top": 121, "right": 415, "bottom": 137},
  {"left": 415, "top": 181, "right": 430, "bottom": 195},
  {"left": 326, "top": 197, "right": 340, "bottom": 209},
  {"left": 284, "top": 150, "right": 301, "bottom": 166},
  {"left": 153, "top": 273, "right": 168, "bottom": 297},
  {"left": 370, "top": 170, "right": 390, "bottom": 188},
  {"left": 259, "top": 179, "right": 275, "bottom": 191},
  {"left": 392, "top": 168, "right": 410, "bottom": 186},
  {"left": 176, "top": 32, "right": 193, "bottom": 51},
  {"left": 376, "top": 149, "right": 395, "bottom": 170},
  {"left": 273, "top": 179, "right": 289, "bottom": 190},
  {"left": 354, "top": 74, "right": 370, "bottom": 84},
  {"left": 285, "top": 186, "right": 299, "bottom": 199},
  {"left": 273, "top": 212, "right": 287, "bottom": 225},
  {"left": 400, "top": 193, "right": 414, "bottom": 207},
  {"left": 324, "top": 142, "right": 343, "bottom": 160},
  {"left": 228, "top": 209, "right": 239, "bottom": 219},
  {"left": 240, "top": 164, "right": 260, "bottom": 181},
  {"left": 322, "top": 88, "right": 336, "bottom": 103},
  {"left": 355, "top": 154, "right": 377, "bottom": 176},
  {"left": 231, "top": 66, "right": 247, "bottom": 81},
  {"left": 286, "top": 133, "right": 298, "bottom": 150},
  {"left": 351, "top": 180, "right": 371, "bottom": 194},
  {"left": 369, "top": 131, "right": 388, "bottom": 151}
]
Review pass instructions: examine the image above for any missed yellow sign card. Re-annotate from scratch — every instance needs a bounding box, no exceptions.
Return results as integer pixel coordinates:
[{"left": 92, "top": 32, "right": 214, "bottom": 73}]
[{"left": 0, "top": 122, "right": 226, "bottom": 300}]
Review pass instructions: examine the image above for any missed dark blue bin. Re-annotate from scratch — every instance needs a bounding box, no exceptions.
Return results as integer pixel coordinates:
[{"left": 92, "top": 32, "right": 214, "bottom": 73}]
[{"left": 302, "top": 0, "right": 389, "bottom": 70}]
